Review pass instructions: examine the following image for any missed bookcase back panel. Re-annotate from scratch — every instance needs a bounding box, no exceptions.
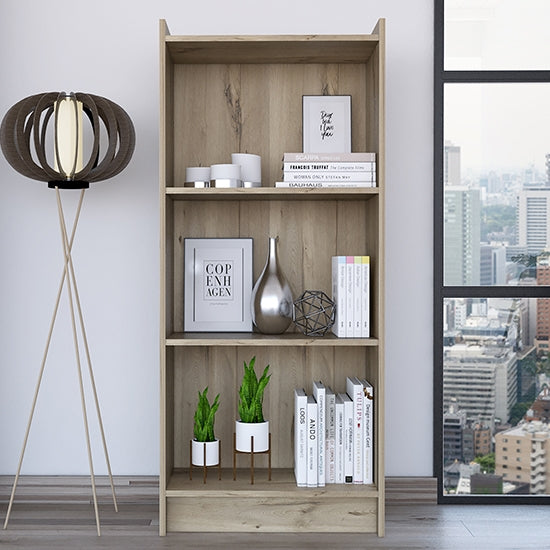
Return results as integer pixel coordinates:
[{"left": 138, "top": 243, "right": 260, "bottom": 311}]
[
  {"left": 171, "top": 62, "right": 369, "bottom": 188},
  {"left": 170, "top": 346, "right": 372, "bottom": 470},
  {"left": 170, "top": 198, "right": 378, "bottom": 335}
]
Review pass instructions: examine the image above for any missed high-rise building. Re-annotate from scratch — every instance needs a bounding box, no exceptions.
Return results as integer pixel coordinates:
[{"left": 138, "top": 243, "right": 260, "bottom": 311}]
[
  {"left": 516, "top": 188, "right": 550, "bottom": 256},
  {"left": 444, "top": 342, "right": 518, "bottom": 427},
  {"left": 480, "top": 244, "right": 506, "bottom": 285},
  {"left": 535, "top": 252, "right": 550, "bottom": 354},
  {"left": 495, "top": 421, "right": 550, "bottom": 494},
  {"left": 444, "top": 186, "right": 481, "bottom": 285},
  {"left": 444, "top": 407, "right": 467, "bottom": 463},
  {"left": 444, "top": 142, "right": 461, "bottom": 186}
]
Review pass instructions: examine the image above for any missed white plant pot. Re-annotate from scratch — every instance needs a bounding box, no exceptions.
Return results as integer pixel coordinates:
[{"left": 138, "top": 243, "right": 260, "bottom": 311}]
[
  {"left": 235, "top": 420, "right": 269, "bottom": 452},
  {"left": 191, "top": 439, "right": 220, "bottom": 466}
]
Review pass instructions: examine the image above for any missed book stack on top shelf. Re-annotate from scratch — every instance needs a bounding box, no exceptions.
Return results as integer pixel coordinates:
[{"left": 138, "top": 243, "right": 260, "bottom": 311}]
[
  {"left": 276, "top": 152, "right": 377, "bottom": 188},
  {"left": 294, "top": 378, "right": 374, "bottom": 488}
]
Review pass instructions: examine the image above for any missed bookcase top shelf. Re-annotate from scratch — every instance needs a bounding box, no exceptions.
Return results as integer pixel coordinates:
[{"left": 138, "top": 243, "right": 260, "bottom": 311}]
[{"left": 164, "top": 33, "right": 382, "bottom": 65}]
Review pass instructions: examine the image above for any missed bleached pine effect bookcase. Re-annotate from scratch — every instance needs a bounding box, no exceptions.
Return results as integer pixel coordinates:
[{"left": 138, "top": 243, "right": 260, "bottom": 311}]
[{"left": 159, "top": 19, "right": 385, "bottom": 536}]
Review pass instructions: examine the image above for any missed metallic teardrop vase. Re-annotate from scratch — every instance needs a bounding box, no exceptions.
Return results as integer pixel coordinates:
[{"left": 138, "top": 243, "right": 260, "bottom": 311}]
[{"left": 251, "top": 237, "right": 293, "bottom": 334}]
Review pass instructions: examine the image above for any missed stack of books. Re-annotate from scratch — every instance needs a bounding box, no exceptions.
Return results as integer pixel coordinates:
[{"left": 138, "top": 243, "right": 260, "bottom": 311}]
[
  {"left": 331, "top": 255, "right": 370, "bottom": 338},
  {"left": 276, "top": 152, "right": 376, "bottom": 188},
  {"left": 294, "top": 378, "right": 374, "bottom": 488}
]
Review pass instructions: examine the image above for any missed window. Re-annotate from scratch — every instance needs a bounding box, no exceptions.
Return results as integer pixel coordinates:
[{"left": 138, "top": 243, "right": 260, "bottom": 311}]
[{"left": 435, "top": 0, "right": 550, "bottom": 503}]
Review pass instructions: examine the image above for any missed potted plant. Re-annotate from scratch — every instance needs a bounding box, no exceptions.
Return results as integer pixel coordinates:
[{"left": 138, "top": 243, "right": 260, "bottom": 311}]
[
  {"left": 235, "top": 356, "right": 271, "bottom": 452},
  {"left": 191, "top": 387, "right": 220, "bottom": 467}
]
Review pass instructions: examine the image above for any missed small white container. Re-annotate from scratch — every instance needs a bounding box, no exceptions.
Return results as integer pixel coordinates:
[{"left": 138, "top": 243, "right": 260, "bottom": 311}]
[
  {"left": 235, "top": 420, "right": 269, "bottom": 452},
  {"left": 210, "top": 163, "right": 242, "bottom": 187},
  {"left": 191, "top": 439, "right": 220, "bottom": 466},
  {"left": 185, "top": 166, "right": 211, "bottom": 188},
  {"left": 231, "top": 153, "right": 261, "bottom": 187}
]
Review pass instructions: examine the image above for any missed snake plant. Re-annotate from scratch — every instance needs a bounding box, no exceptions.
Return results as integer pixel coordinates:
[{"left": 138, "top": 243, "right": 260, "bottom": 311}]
[
  {"left": 193, "top": 387, "right": 220, "bottom": 442},
  {"left": 238, "top": 356, "right": 271, "bottom": 423}
]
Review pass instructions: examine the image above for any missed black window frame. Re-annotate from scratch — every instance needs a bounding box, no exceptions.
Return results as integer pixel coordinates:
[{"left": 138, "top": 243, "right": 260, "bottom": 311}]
[{"left": 434, "top": 0, "right": 550, "bottom": 503}]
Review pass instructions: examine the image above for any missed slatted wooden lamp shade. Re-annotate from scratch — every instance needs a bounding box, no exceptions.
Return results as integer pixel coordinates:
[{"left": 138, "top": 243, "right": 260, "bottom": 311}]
[
  {"left": 0, "top": 92, "right": 135, "bottom": 536},
  {"left": 0, "top": 91, "right": 135, "bottom": 187}
]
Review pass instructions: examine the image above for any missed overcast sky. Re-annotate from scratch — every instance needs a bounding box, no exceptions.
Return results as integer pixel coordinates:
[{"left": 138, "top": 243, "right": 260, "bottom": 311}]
[{"left": 444, "top": 0, "right": 550, "bottom": 173}]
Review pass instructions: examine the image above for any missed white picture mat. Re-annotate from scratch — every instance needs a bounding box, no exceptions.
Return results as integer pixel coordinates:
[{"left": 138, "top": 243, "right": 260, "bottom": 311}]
[
  {"left": 303, "top": 95, "right": 351, "bottom": 153},
  {"left": 184, "top": 238, "right": 253, "bottom": 331}
]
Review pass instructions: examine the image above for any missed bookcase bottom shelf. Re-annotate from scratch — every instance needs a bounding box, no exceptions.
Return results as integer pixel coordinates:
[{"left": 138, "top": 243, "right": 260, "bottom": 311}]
[{"left": 165, "top": 469, "right": 380, "bottom": 533}]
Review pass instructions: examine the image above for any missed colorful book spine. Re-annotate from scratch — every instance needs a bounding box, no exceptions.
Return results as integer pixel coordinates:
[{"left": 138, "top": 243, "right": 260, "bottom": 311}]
[
  {"left": 283, "top": 152, "right": 376, "bottom": 162},
  {"left": 331, "top": 256, "right": 346, "bottom": 337},
  {"left": 294, "top": 388, "right": 308, "bottom": 487},
  {"left": 312, "top": 381, "right": 326, "bottom": 487},
  {"left": 283, "top": 171, "right": 375, "bottom": 183},
  {"left": 340, "top": 392, "right": 354, "bottom": 483},
  {"left": 283, "top": 161, "right": 375, "bottom": 172},
  {"left": 353, "top": 257, "right": 363, "bottom": 337},
  {"left": 334, "top": 393, "right": 345, "bottom": 484},
  {"left": 360, "top": 379, "right": 374, "bottom": 485},
  {"left": 325, "top": 387, "right": 336, "bottom": 484},
  {"left": 346, "top": 376, "right": 364, "bottom": 484},
  {"left": 361, "top": 256, "right": 370, "bottom": 337},
  {"left": 306, "top": 395, "right": 318, "bottom": 488},
  {"left": 346, "top": 257, "right": 355, "bottom": 337},
  {"left": 275, "top": 181, "right": 373, "bottom": 188}
]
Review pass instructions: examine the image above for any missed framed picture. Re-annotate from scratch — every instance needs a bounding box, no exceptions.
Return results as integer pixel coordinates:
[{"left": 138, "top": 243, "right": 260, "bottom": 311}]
[
  {"left": 184, "top": 238, "right": 253, "bottom": 332},
  {"left": 302, "top": 95, "right": 351, "bottom": 153}
]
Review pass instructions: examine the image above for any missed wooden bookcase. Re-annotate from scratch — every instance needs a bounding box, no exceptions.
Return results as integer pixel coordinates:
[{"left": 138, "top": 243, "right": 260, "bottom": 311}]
[{"left": 159, "top": 19, "right": 385, "bottom": 536}]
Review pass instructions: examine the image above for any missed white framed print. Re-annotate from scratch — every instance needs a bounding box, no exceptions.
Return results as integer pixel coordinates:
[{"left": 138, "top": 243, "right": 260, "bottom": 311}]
[
  {"left": 302, "top": 95, "right": 351, "bottom": 153},
  {"left": 184, "top": 238, "right": 253, "bottom": 332}
]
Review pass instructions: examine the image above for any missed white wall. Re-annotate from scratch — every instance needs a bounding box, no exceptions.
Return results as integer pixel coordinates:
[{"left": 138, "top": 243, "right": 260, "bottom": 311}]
[{"left": 0, "top": 0, "right": 433, "bottom": 476}]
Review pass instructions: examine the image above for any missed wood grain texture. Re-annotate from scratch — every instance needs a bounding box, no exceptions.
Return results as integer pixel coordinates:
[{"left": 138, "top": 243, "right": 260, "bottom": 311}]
[
  {"left": 4, "top": 476, "right": 550, "bottom": 549},
  {"left": 159, "top": 20, "right": 386, "bottom": 537}
]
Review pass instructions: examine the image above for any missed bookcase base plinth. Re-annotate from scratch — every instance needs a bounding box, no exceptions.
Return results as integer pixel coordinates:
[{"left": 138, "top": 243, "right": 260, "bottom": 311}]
[{"left": 166, "top": 494, "right": 378, "bottom": 533}]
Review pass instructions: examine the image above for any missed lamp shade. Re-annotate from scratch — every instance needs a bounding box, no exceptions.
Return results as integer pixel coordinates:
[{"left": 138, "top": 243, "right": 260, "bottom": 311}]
[{"left": 0, "top": 91, "right": 135, "bottom": 189}]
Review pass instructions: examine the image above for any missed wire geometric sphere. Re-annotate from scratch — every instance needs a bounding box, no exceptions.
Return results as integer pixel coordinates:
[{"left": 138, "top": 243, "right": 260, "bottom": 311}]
[
  {"left": 293, "top": 290, "right": 336, "bottom": 337},
  {"left": 0, "top": 91, "right": 135, "bottom": 189}
]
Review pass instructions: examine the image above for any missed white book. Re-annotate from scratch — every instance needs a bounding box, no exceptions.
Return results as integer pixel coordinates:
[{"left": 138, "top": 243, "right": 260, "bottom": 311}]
[
  {"left": 312, "top": 381, "right": 326, "bottom": 487},
  {"left": 360, "top": 379, "right": 374, "bottom": 485},
  {"left": 275, "top": 181, "right": 374, "bottom": 188},
  {"left": 283, "top": 171, "right": 375, "bottom": 183},
  {"left": 306, "top": 395, "right": 318, "bottom": 488},
  {"left": 283, "top": 161, "right": 375, "bottom": 172},
  {"left": 334, "top": 394, "right": 345, "bottom": 484},
  {"left": 294, "top": 388, "right": 308, "bottom": 487},
  {"left": 325, "top": 387, "right": 336, "bottom": 484},
  {"left": 339, "top": 392, "right": 354, "bottom": 484},
  {"left": 361, "top": 256, "right": 370, "bottom": 337},
  {"left": 345, "top": 257, "right": 355, "bottom": 337},
  {"left": 346, "top": 376, "right": 364, "bottom": 484},
  {"left": 283, "top": 152, "right": 376, "bottom": 163},
  {"left": 353, "top": 257, "right": 363, "bottom": 338},
  {"left": 331, "top": 256, "right": 346, "bottom": 337}
]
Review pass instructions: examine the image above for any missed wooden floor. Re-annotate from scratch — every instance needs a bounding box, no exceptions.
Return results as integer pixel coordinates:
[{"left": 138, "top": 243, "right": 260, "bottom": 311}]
[{"left": 1, "top": 476, "right": 549, "bottom": 549}]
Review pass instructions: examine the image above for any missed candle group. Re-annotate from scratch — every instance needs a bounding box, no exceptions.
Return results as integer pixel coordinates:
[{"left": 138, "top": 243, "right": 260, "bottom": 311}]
[{"left": 185, "top": 153, "right": 261, "bottom": 188}]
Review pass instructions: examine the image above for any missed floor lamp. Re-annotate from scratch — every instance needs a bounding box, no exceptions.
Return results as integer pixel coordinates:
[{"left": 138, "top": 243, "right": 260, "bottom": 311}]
[{"left": 0, "top": 92, "right": 135, "bottom": 536}]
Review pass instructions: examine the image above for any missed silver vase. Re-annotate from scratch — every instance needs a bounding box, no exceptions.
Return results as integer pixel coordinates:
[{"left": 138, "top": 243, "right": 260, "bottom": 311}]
[{"left": 251, "top": 236, "right": 293, "bottom": 334}]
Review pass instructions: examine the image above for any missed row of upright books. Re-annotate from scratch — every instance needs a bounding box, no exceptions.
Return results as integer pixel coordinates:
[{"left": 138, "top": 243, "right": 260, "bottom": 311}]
[
  {"left": 275, "top": 152, "right": 377, "bottom": 188},
  {"left": 294, "top": 378, "right": 374, "bottom": 487},
  {"left": 331, "top": 255, "right": 370, "bottom": 338}
]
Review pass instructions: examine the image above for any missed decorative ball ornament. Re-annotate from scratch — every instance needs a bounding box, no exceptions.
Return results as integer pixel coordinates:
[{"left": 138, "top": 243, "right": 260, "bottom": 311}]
[
  {"left": 0, "top": 91, "right": 135, "bottom": 189},
  {"left": 292, "top": 290, "right": 336, "bottom": 337}
]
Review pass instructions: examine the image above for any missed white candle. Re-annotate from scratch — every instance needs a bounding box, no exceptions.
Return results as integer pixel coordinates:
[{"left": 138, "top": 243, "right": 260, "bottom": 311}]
[
  {"left": 210, "top": 163, "right": 242, "bottom": 187},
  {"left": 54, "top": 95, "right": 83, "bottom": 179},
  {"left": 186, "top": 166, "right": 211, "bottom": 182},
  {"left": 231, "top": 153, "right": 261, "bottom": 187}
]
